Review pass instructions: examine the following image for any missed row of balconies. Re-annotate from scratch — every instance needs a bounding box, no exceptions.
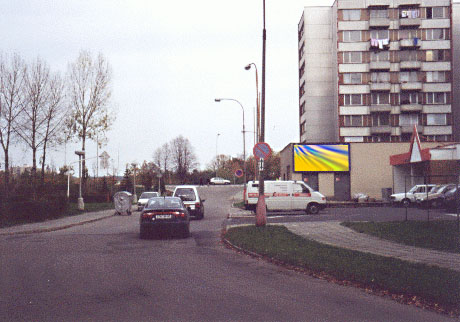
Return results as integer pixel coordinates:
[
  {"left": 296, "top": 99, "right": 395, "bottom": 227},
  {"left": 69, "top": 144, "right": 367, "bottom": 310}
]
[
  {"left": 340, "top": 104, "right": 451, "bottom": 115},
  {"left": 337, "top": 61, "right": 450, "bottom": 73},
  {"left": 340, "top": 125, "right": 452, "bottom": 136},
  {"left": 338, "top": 17, "right": 450, "bottom": 31},
  {"left": 338, "top": 40, "right": 450, "bottom": 52},
  {"left": 339, "top": 82, "right": 451, "bottom": 94}
]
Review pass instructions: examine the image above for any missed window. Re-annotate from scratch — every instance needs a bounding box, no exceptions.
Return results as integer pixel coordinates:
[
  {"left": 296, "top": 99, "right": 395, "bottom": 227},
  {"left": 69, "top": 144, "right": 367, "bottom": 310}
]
[
  {"left": 299, "top": 82, "right": 305, "bottom": 97},
  {"left": 344, "top": 136, "right": 364, "bottom": 142},
  {"left": 400, "top": 92, "right": 418, "bottom": 104},
  {"left": 370, "top": 51, "right": 389, "bottom": 62},
  {"left": 343, "top": 52, "right": 362, "bottom": 63},
  {"left": 299, "top": 63, "right": 305, "bottom": 78},
  {"left": 343, "top": 31, "right": 361, "bottom": 42},
  {"left": 371, "top": 93, "right": 390, "bottom": 105},
  {"left": 299, "top": 102, "right": 305, "bottom": 116},
  {"left": 398, "top": 29, "right": 418, "bottom": 40},
  {"left": 371, "top": 72, "right": 389, "bottom": 83},
  {"left": 399, "top": 113, "right": 419, "bottom": 126},
  {"left": 343, "top": 73, "right": 362, "bottom": 84},
  {"left": 344, "top": 94, "right": 362, "bottom": 105},
  {"left": 427, "top": 7, "right": 445, "bottom": 19},
  {"left": 300, "top": 121, "right": 306, "bottom": 135},
  {"left": 399, "top": 50, "right": 417, "bottom": 61},
  {"left": 299, "top": 43, "right": 305, "bottom": 59},
  {"left": 370, "top": 9, "right": 388, "bottom": 18},
  {"left": 343, "top": 9, "right": 361, "bottom": 21},
  {"left": 371, "top": 134, "right": 391, "bottom": 142},
  {"left": 400, "top": 71, "right": 418, "bottom": 82},
  {"left": 426, "top": 92, "right": 447, "bottom": 104},
  {"left": 427, "top": 114, "right": 447, "bottom": 125},
  {"left": 426, "top": 71, "right": 446, "bottom": 82},
  {"left": 344, "top": 115, "right": 363, "bottom": 127},
  {"left": 370, "top": 29, "right": 389, "bottom": 39},
  {"left": 372, "top": 113, "right": 390, "bottom": 126},
  {"left": 426, "top": 50, "right": 445, "bottom": 62},
  {"left": 426, "top": 29, "right": 447, "bottom": 40},
  {"left": 400, "top": 8, "right": 420, "bottom": 19}
]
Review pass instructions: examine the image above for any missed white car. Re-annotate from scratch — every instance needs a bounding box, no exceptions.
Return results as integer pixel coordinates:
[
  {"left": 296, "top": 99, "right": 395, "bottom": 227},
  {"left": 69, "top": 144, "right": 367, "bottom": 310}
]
[
  {"left": 173, "top": 185, "right": 205, "bottom": 219},
  {"left": 137, "top": 191, "right": 159, "bottom": 211},
  {"left": 209, "top": 177, "right": 230, "bottom": 185},
  {"left": 390, "top": 184, "right": 436, "bottom": 207}
]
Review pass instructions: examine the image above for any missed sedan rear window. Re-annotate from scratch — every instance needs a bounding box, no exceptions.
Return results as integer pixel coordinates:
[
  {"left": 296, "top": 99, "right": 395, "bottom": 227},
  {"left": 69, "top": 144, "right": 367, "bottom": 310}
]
[
  {"left": 146, "top": 197, "right": 183, "bottom": 209},
  {"left": 174, "top": 188, "right": 196, "bottom": 201}
]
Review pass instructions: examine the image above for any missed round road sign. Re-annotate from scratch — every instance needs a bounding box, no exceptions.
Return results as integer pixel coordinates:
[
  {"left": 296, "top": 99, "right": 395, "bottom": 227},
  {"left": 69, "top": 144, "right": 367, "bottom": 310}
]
[
  {"left": 235, "top": 169, "right": 244, "bottom": 178},
  {"left": 253, "top": 142, "right": 271, "bottom": 160}
]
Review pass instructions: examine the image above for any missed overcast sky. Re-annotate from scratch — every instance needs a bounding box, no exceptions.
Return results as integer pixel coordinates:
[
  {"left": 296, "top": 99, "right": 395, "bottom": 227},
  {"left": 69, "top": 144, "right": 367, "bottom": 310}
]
[{"left": 3, "top": 0, "right": 333, "bottom": 175}]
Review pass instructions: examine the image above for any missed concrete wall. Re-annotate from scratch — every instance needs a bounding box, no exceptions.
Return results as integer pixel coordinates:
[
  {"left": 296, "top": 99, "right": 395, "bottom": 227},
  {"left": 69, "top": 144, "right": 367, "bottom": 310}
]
[
  {"left": 299, "top": 6, "right": 336, "bottom": 143},
  {"left": 453, "top": 3, "right": 460, "bottom": 141}
]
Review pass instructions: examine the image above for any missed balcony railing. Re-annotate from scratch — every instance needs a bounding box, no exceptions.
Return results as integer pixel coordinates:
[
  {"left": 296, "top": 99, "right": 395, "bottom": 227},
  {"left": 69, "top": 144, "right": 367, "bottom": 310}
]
[
  {"left": 400, "top": 61, "right": 421, "bottom": 70},
  {"left": 400, "top": 103, "right": 422, "bottom": 112},
  {"left": 369, "top": 18, "right": 390, "bottom": 28},
  {"left": 370, "top": 61, "right": 391, "bottom": 70},
  {"left": 370, "top": 82, "right": 391, "bottom": 91},
  {"left": 400, "top": 82, "right": 422, "bottom": 91},
  {"left": 399, "top": 38, "right": 421, "bottom": 48},
  {"left": 371, "top": 125, "right": 392, "bottom": 134}
]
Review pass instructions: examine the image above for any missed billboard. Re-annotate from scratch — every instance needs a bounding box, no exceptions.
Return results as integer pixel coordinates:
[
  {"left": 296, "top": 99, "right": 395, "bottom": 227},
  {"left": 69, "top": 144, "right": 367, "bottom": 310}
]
[{"left": 293, "top": 144, "right": 350, "bottom": 172}]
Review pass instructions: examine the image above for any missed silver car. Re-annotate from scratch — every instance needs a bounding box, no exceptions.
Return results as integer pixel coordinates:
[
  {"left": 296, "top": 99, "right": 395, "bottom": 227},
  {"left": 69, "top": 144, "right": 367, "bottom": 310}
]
[{"left": 137, "top": 191, "right": 160, "bottom": 211}]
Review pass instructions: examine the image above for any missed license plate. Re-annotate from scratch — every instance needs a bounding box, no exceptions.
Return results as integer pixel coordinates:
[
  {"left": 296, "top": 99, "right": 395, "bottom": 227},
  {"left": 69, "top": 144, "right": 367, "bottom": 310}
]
[{"left": 156, "top": 214, "right": 172, "bottom": 219}]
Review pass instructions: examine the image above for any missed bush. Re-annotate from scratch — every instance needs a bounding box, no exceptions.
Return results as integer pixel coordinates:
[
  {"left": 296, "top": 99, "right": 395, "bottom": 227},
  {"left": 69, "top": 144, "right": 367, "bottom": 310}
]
[{"left": 0, "top": 194, "right": 69, "bottom": 227}]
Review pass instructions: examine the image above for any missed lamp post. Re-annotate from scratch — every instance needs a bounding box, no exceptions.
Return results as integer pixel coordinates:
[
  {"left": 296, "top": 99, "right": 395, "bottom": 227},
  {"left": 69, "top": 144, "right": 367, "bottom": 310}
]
[
  {"left": 244, "top": 63, "right": 259, "bottom": 143},
  {"left": 214, "top": 98, "right": 246, "bottom": 187},
  {"left": 216, "top": 133, "right": 220, "bottom": 177},
  {"left": 132, "top": 163, "right": 138, "bottom": 203},
  {"left": 75, "top": 150, "right": 85, "bottom": 210}
]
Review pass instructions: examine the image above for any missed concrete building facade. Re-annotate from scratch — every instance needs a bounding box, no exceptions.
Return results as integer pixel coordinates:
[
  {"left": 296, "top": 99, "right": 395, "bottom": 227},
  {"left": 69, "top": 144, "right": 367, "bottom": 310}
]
[{"left": 298, "top": 0, "right": 457, "bottom": 144}]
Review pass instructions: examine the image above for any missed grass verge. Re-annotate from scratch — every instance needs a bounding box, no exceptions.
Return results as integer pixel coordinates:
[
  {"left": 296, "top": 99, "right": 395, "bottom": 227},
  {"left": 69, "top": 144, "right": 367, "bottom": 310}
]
[
  {"left": 224, "top": 225, "right": 460, "bottom": 314},
  {"left": 67, "top": 202, "right": 114, "bottom": 216},
  {"left": 342, "top": 221, "right": 460, "bottom": 254}
]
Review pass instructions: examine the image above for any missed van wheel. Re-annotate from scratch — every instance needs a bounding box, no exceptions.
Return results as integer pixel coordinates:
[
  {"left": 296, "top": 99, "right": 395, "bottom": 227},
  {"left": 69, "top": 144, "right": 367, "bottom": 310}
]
[{"left": 307, "top": 203, "right": 320, "bottom": 215}]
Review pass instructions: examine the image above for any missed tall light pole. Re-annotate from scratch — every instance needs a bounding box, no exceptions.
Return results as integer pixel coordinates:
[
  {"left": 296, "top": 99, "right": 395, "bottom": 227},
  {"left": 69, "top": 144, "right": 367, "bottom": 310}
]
[
  {"left": 214, "top": 98, "right": 246, "bottom": 187},
  {"left": 245, "top": 63, "right": 260, "bottom": 143},
  {"left": 216, "top": 133, "right": 220, "bottom": 177},
  {"left": 256, "top": 0, "right": 268, "bottom": 227},
  {"left": 75, "top": 150, "right": 85, "bottom": 210}
]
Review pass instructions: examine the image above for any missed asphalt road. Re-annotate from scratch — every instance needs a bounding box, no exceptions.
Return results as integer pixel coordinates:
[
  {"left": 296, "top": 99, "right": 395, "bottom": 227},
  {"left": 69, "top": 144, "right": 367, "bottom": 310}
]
[{"left": 0, "top": 185, "right": 454, "bottom": 321}]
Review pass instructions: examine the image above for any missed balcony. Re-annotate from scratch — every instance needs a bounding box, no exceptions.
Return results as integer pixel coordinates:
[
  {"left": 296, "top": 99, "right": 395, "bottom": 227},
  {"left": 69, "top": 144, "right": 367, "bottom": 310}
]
[
  {"left": 400, "top": 82, "right": 422, "bottom": 91},
  {"left": 369, "top": 61, "right": 391, "bottom": 70},
  {"left": 400, "top": 103, "right": 422, "bottom": 112},
  {"left": 370, "top": 104, "right": 392, "bottom": 113},
  {"left": 369, "top": 18, "right": 390, "bottom": 28},
  {"left": 370, "top": 82, "right": 391, "bottom": 91},
  {"left": 371, "top": 125, "right": 391, "bottom": 134},
  {"left": 399, "top": 18, "right": 421, "bottom": 27},
  {"left": 400, "top": 61, "right": 421, "bottom": 70},
  {"left": 401, "top": 125, "right": 423, "bottom": 133},
  {"left": 399, "top": 38, "right": 421, "bottom": 48}
]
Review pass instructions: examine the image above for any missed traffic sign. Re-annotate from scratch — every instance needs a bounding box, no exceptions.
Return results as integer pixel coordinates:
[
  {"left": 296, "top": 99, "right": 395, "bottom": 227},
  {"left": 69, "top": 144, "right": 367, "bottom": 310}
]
[
  {"left": 235, "top": 169, "right": 244, "bottom": 178},
  {"left": 253, "top": 142, "right": 271, "bottom": 160}
]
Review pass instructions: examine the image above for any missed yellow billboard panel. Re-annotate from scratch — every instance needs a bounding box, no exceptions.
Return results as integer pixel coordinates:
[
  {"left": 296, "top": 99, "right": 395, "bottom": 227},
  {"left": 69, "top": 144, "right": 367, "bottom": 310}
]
[{"left": 294, "top": 144, "right": 350, "bottom": 172}]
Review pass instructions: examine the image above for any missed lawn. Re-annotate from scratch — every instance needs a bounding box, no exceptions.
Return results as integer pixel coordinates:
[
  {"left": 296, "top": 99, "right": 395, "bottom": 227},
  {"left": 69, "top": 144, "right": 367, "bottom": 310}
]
[
  {"left": 224, "top": 225, "right": 460, "bottom": 313},
  {"left": 67, "top": 202, "right": 114, "bottom": 216},
  {"left": 342, "top": 220, "right": 460, "bottom": 254}
]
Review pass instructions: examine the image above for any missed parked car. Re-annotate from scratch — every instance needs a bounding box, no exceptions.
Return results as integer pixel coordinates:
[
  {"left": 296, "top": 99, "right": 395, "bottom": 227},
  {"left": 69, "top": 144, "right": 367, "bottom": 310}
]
[
  {"left": 443, "top": 185, "right": 460, "bottom": 212},
  {"left": 244, "top": 180, "right": 326, "bottom": 214},
  {"left": 137, "top": 191, "right": 160, "bottom": 211},
  {"left": 390, "top": 184, "right": 436, "bottom": 207},
  {"left": 173, "top": 185, "right": 205, "bottom": 219},
  {"left": 139, "top": 197, "right": 190, "bottom": 239},
  {"left": 209, "top": 177, "right": 231, "bottom": 185},
  {"left": 415, "top": 184, "right": 456, "bottom": 208}
]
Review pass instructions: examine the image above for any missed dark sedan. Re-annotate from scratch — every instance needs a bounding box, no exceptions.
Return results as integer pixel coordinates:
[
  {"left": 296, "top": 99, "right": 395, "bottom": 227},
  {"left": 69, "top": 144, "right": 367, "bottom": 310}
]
[{"left": 139, "top": 197, "right": 190, "bottom": 239}]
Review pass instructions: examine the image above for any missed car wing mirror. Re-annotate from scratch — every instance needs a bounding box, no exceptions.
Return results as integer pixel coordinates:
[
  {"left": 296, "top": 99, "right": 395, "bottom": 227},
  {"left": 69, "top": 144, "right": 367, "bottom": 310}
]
[{"left": 201, "top": 199, "right": 206, "bottom": 203}]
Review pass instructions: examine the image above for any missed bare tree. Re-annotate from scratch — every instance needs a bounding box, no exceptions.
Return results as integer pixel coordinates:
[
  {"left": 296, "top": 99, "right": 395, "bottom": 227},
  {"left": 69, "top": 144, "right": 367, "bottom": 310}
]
[
  {"left": 0, "top": 53, "right": 26, "bottom": 195},
  {"left": 170, "top": 135, "right": 198, "bottom": 183},
  {"left": 67, "top": 50, "right": 114, "bottom": 188},
  {"left": 15, "top": 57, "right": 66, "bottom": 189},
  {"left": 153, "top": 143, "right": 171, "bottom": 174}
]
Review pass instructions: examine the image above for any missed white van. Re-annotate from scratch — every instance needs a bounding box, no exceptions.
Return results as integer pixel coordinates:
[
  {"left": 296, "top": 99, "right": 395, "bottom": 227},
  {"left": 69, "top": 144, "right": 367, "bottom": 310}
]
[{"left": 244, "top": 180, "right": 326, "bottom": 214}]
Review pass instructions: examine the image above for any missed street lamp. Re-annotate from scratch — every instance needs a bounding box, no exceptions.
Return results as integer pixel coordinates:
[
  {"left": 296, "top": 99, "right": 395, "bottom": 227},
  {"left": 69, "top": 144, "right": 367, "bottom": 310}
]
[
  {"left": 75, "top": 150, "right": 85, "bottom": 210},
  {"left": 245, "top": 63, "right": 259, "bottom": 144},
  {"left": 216, "top": 133, "right": 220, "bottom": 177},
  {"left": 214, "top": 98, "right": 246, "bottom": 187}
]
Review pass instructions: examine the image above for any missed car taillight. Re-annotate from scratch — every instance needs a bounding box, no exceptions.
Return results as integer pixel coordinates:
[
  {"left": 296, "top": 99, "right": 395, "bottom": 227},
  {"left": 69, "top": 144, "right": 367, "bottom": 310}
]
[
  {"left": 142, "top": 212, "right": 154, "bottom": 219},
  {"left": 173, "top": 211, "right": 187, "bottom": 219},
  {"left": 195, "top": 202, "right": 200, "bottom": 208}
]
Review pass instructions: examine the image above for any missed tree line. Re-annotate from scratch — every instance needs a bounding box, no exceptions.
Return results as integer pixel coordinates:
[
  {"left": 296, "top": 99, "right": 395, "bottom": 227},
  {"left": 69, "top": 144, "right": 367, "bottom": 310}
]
[{"left": 0, "top": 50, "right": 113, "bottom": 198}]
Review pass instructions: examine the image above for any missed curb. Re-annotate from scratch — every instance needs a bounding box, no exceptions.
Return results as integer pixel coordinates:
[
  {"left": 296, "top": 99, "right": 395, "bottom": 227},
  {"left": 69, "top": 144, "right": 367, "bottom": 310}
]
[{"left": 0, "top": 213, "right": 115, "bottom": 236}]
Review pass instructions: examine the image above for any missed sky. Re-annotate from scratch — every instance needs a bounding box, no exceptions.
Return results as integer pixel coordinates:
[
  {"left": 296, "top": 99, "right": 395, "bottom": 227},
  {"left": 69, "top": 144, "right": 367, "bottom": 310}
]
[{"left": 2, "top": 0, "right": 333, "bottom": 175}]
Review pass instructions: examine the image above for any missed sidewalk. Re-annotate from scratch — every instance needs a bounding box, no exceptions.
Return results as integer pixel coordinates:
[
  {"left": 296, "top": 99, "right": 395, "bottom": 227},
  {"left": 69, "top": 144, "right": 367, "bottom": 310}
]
[
  {"left": 282, "top": 221, "right": 460, "bottom": 273},
  {"left": 0, "top": 209, "right": 115, "bottom": 236}
]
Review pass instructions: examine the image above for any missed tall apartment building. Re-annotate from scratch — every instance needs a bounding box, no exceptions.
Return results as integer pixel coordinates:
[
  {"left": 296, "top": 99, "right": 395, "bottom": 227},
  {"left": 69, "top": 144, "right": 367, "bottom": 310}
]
[{"left": 298, "top": 0, "right": 456, "bottom": 144}]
